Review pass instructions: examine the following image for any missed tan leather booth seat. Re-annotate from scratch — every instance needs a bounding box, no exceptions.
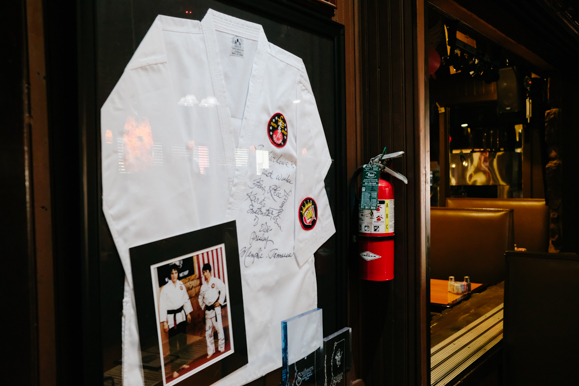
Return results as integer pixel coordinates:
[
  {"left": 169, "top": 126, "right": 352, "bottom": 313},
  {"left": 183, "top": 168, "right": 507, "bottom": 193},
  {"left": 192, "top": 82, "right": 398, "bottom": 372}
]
[
  {"left": 446, "top": 198, "right": 549, "bottom": 252},
  {"left": 431, "top": 208, "right": 514, "bottom": 285}
]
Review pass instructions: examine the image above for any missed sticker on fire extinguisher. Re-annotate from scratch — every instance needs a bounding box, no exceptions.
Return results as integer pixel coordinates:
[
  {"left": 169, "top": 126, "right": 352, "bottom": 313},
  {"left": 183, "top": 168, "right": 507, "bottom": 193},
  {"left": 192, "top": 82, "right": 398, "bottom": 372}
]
[
  {"left": 359, "top": 199, "right": 395, "bottom": 234},
  {"left": 360, "top": 164, "right": 380, "bottom": 210}
]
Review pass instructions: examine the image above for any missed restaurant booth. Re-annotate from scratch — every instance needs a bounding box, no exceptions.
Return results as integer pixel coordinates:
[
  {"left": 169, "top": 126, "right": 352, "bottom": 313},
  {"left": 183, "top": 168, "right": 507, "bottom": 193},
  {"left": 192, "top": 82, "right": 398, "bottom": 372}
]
[{"left": 6, "top": 0, "right": 579, "bottom": 385}]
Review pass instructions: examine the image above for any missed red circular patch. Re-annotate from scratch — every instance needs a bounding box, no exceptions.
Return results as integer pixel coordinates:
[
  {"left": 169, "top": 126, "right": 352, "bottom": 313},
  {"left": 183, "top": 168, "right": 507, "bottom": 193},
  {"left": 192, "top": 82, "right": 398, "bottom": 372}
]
[{"left": 267, "top": 113, "right": 288, "bottom": 148}]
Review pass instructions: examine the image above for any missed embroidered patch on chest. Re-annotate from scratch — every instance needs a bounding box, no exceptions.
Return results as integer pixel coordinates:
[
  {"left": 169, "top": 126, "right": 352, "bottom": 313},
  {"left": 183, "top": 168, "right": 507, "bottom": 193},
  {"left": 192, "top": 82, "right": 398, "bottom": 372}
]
[
  {"left": 299, "top": 197, "right": 318, "bottom": 230},
  {"left": 211, "top": 283, "right": 215, "bottom": 289},
  {"left": 180, "top": 286, "right": 183, "bottom": 290},
  {"left": 268, "top": 113, "right": 288, "bottom": 148}
]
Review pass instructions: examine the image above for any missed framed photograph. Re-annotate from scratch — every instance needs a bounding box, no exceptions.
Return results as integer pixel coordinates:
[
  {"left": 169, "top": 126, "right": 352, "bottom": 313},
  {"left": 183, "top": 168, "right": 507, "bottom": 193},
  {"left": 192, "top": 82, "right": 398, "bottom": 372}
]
[
  {"left": 130, "top": 221, "right": 248, "bottom": 386},
  {"left": 79, "top": 1, "right": 347, "bottom": 384}
]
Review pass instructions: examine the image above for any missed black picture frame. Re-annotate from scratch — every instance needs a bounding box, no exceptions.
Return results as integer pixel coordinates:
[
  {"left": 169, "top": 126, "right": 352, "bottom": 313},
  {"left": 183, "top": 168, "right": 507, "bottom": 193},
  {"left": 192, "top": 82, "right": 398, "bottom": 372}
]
[
  {"left": 130, "top": 220, "right": 248, "bottom": 386},
  {"left": 74, "top": 1, "right": 347, "bottom": 384}
]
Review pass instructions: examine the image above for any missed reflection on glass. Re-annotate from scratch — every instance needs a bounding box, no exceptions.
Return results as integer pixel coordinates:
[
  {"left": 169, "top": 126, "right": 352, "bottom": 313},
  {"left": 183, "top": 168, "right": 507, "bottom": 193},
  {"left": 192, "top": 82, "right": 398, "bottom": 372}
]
[
  {"left": 449, "top": 152, "right": 517, "bottom": 187},
  {"left": 154, "top": 143, "right": 164, "bottom": 166},
  {"left": 178, "top": 94, "right": 199, "bottom": 106},
  {"left": 117, "top": 138, "right": 127, "bottom": 174},
  {"left": 199, "top": 96, "right": 220, "bottom": 107},
  {"left": 122, "top": 116, "right": 155, "bottom": 172},
  {"left": 235, "top": 148, "right": 248, "bottom": 168},
  {"left": 171, "top": 145, "right": 189, "bottom": 164},
  {"left": 194, "top": 145, "right": 209, "bottom": 174},
  {"left": 255, "top": 149, "right": 269, "bottom": 175},
  {"left": 105, "top": 129, "right": 113, "bottom": 144}
]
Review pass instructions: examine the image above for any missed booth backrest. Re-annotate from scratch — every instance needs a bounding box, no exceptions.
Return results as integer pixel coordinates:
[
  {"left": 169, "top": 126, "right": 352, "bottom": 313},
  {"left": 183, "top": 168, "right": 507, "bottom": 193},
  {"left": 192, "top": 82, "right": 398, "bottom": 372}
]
[
  {"left": 430, "top": 208, "right": 514, "bottom": 285},
  {"left": 446, "top": 198, "right": 549, "bottom": 252},
  {"left": 504, "top": 252, "right": 579, "bottom": 385}
]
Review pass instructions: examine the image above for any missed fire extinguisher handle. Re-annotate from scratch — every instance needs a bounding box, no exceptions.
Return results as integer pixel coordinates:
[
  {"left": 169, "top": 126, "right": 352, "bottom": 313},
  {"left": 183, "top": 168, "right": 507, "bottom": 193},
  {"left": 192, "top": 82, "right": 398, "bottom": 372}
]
[
  {"left": 381, "top": 165, "right": 408, "bottom": 185},
  {"left": 378, "top": 150, "right": 405, "bottom": 161}
]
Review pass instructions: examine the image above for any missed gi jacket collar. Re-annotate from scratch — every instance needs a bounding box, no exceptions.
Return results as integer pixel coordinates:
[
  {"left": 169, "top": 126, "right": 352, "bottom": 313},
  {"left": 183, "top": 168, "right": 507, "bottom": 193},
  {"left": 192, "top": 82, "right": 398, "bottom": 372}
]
[{"left": 201, "top": 9, "right": 271, "bottom": 219}]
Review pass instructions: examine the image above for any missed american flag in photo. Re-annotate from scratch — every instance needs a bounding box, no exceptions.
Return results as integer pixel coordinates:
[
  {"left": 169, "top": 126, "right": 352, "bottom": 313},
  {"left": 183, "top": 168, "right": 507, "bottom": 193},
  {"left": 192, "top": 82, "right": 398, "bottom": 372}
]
[{"left": 196, "top": 246, "right": 226, "bottom": 284}]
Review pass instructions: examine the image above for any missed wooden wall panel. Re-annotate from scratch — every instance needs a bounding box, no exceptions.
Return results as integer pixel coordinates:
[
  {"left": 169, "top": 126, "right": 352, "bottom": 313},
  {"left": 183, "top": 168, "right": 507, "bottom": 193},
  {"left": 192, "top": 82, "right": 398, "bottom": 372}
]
[
  {"left": 42, "top": 0, "right": 85, "bottom": 383},
  {"left": 26, "top": 0, "right": 57, "bottom": 383},
  {"left": 551, "top": 74, "right": 579, "bottom": 253},
  {"left": 3, "top": 0, "right": 38, "bottom": 384},
  {"left": 334, "top": 0, "right": 363, "bottom": 179},
  {"left": 355, "top": 0, "right": 428, "bottom": 384},
  {"left": 333, "top": 1, "right": 365, "bottom": 383}
]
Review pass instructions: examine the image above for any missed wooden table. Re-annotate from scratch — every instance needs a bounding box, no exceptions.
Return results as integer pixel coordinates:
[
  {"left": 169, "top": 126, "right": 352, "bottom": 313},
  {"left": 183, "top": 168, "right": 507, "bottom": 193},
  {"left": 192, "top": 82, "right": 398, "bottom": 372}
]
[{"left": 430, "top": 279, "right": 483, "bottom": 307}]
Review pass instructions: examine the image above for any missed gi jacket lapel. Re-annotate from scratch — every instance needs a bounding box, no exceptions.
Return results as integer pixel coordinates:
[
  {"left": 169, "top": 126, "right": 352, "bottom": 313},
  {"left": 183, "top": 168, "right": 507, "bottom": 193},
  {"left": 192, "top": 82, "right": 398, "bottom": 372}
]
[{"left": 201, "top": 9, "right": 270, "bottom": 219}]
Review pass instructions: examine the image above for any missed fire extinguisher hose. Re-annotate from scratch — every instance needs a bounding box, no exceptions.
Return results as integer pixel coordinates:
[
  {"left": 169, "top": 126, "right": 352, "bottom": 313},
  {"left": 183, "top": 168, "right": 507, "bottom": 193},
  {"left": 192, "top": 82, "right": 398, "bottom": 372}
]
[{"left": 348, "top": 166, "right": 364, "bottom": 221}]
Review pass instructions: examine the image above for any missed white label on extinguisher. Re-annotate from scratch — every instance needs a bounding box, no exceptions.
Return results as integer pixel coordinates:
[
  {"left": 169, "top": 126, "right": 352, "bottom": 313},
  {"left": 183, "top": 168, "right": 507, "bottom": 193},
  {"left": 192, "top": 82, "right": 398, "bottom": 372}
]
[
  {"left": 358, "top": 199, "right": 394, "bottom": 234},
  {"left": 360, "top": 251, "right": 382, "bottom": 261},
  {"left": 385, "top": 199, "right": 394, "bottom": 233}
]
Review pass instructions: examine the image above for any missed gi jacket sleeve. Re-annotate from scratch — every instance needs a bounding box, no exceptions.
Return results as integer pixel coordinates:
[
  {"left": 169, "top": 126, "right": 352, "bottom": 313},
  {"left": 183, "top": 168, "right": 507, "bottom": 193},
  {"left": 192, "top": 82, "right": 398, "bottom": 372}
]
[
  {"left": 217, "top": 278, "right": 226, "bottom": 304},
  {"left": 100, "top": 20, "right": 195, "bottom": 288},
  {"left": 198, "top": 283, "right": 207, "bottom": 310},
  {"left": 293, "top": 70, "right": 336, "bottom": 267},
  {"left": 159, "top": 286, "right": 168, "bottom": 322},
  {"left": 182, "top": 282, "right": 193, "bottom": 315}
]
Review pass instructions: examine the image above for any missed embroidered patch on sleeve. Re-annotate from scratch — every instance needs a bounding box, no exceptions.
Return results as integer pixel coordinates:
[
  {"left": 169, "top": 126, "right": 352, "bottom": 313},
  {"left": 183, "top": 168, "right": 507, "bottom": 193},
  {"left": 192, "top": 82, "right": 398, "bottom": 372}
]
[
  {"left": 268, "top": 112, "right": 288, "bottom": 148},
  {"left": 299, "top": 197, "right": 318, "bottom": 231}
]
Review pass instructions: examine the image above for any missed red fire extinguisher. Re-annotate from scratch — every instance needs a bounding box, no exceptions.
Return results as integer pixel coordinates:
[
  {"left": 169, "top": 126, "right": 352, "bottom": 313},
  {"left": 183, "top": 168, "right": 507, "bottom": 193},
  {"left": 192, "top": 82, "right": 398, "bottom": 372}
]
[
  {"left": 358, "top": 175, "right": 396, "bottom": 281},
  {"left": 353, "top": 150, "right": 407, "bottom": 281}
]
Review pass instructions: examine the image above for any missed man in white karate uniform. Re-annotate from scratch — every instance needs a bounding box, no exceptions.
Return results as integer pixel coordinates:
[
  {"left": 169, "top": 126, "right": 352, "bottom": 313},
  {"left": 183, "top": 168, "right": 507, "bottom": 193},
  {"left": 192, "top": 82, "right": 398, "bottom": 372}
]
[
  {"left": 101, "top": 9, "right": 335, "bottom": 386},
  {"left": 198, "top": 263, "right": 226, "bottom": 358},
  {"left": 158, "top": 264, "right": 193, "bottom": 377}
]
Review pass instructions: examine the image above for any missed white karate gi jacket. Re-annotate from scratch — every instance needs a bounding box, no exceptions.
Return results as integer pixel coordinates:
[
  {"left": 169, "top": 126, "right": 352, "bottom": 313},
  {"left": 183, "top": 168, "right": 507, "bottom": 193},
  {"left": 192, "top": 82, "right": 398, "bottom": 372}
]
[
  {"left": 159, "top": 280, "right": 193, "bottom": 328},
  {"left": 199, "top": 276, "right": 226, "bottom": 319},
  {"left": 101, "top": 9, "right": 335, "bottom": 386}
]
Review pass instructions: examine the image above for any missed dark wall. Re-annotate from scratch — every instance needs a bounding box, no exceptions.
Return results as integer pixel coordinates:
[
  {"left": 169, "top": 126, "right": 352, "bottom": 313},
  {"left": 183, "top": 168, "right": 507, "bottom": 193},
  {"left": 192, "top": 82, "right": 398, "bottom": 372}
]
[
  {"left": 42, "top": 0, "right": 84, "bottom": 383},
  {"left": 551, "top": 74, "right": 579, "bottom": 253},
  {"left": 2, "top": 0, "right": 38, "bottom": 384}
]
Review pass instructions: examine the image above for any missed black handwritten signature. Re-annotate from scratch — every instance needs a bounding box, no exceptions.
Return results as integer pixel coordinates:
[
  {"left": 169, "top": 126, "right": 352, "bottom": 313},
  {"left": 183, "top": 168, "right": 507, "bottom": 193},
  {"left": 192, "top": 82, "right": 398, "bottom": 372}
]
[
  {"left": 249, "top": 177, "right": 266, "bottom": 194},
  {"left": 278, "top": 189, "right": 291, "bottom": 210},
  {"left": 247, "top": 205, "right": 284, "bottom": 230},
  {"left": 269, "top": 185, "right": 283, "bottom": 202},
  {"left": 246, "top": 191, "right": 266, "bottom": 207},
  {"left": 269, "top": 152, "right": 296, "bottom": 169},
  {"left": 268, "top": 249, "right": 293, "bottom": 259},
  {"left": 276, "top": 173, "right": 293, "bottom": 184},
  {"left": 261, "top": 169, "right": 293, "bottom": 185},
  {"left": 250, "top": 231, "right": 274, "bottom": 249},
  {"left": 260, "top": 222, "right": 273, "bottom": 233},
  {"left": 239, "top": 246, "right": 264, "bottom": 268}
]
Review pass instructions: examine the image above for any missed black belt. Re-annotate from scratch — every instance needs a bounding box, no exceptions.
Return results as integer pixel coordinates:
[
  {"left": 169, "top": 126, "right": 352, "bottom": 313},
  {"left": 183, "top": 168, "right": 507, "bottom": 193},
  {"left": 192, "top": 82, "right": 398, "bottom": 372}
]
[
  {"left": 168, "top": 306, "right": 184, "bottom": 329},
  {"left": 206, "top": 303, "right": 217, "bottom": 311},
  {"left": 167, "top": 306, "right": 184, "bottom": 315}
]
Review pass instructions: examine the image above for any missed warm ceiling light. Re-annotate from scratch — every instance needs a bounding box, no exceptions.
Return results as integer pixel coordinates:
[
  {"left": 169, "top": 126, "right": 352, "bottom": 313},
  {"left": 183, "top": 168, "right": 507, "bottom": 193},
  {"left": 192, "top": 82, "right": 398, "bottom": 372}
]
[{"left": 461, "top": 123, "right": 468, "bottom": 127}]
